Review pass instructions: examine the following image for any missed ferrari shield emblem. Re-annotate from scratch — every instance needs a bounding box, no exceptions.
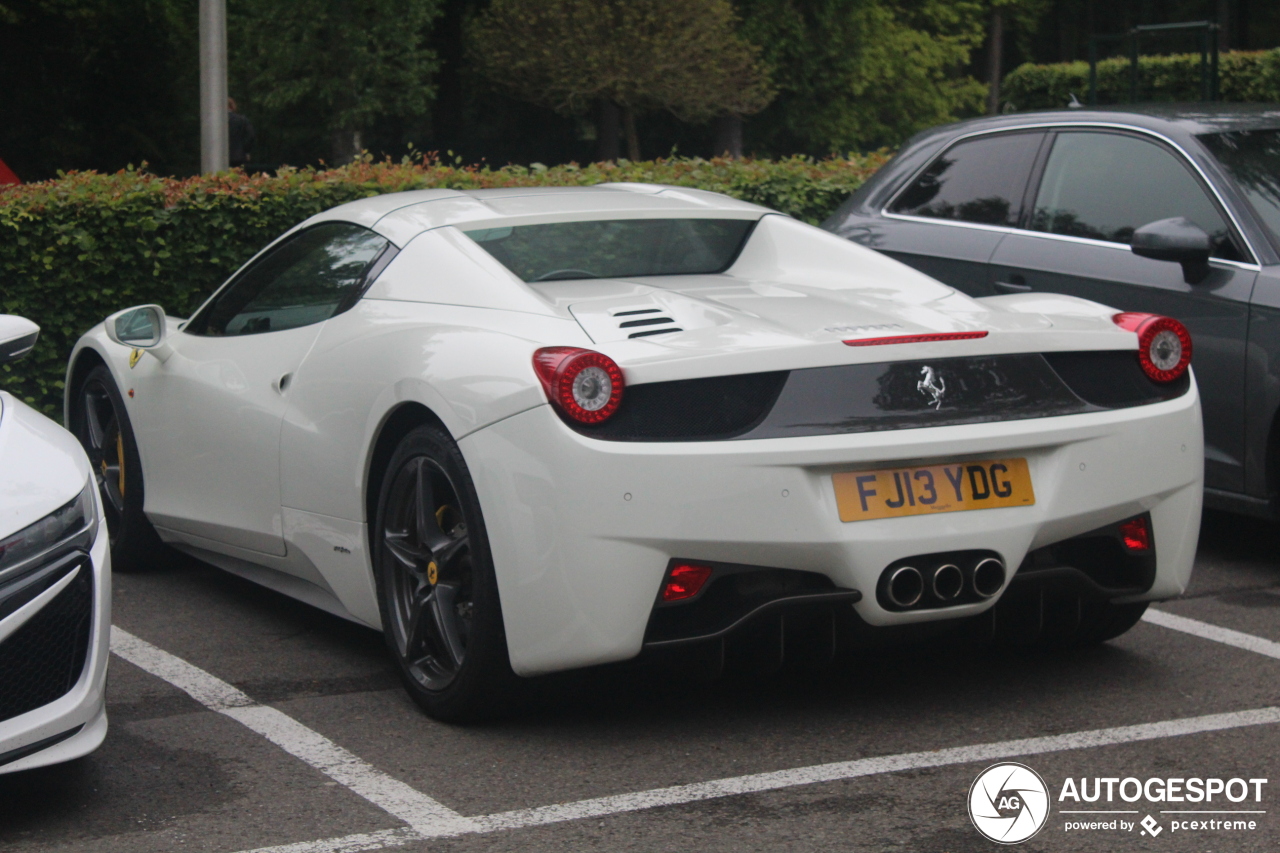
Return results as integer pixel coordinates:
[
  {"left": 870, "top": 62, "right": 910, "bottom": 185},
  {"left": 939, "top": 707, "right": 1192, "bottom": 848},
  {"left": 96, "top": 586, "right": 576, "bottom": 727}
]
[
  {"left": 129, "top": 348, "right": 143, "bottom": 369},
  {"left": 427, "top": 561, "right": 439, "bottom": 585}
]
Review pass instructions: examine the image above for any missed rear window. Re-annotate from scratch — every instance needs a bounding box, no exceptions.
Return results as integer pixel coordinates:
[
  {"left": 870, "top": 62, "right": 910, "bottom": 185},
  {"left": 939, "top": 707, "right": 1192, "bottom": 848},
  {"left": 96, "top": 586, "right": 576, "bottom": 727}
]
[
  {"left": 888, "top": 131, "right": 1043, "bottom": 227},
  {"left": 464, "top": 218, "right": 755, "bottom": 282}
]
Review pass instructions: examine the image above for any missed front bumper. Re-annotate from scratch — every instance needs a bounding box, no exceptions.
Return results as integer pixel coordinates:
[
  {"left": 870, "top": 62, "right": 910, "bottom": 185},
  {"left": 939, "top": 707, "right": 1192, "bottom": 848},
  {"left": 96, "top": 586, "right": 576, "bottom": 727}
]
[
  {"left": 462, "top": 382, "right": 1202, "bottom": 676},
  {"left": 0, "top": 501, "right": 111, "bottom": 774}
]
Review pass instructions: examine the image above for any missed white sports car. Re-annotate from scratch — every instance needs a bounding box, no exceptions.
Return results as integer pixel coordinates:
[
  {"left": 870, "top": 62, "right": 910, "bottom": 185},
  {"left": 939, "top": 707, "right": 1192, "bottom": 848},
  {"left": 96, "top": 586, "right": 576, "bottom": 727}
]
[
  {"left": 1, "top": 315, "right": 110, "bottom": 771},
  {"left": 66, "top": 185, "right": 1202, "bottom": 720}
]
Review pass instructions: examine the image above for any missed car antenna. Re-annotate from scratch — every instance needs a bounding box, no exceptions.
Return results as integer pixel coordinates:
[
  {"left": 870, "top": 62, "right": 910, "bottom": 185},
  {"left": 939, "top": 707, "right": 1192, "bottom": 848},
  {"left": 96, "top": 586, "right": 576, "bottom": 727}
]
[{"left": 1067, "top": 93, "right": 1083, "bottom": 109}]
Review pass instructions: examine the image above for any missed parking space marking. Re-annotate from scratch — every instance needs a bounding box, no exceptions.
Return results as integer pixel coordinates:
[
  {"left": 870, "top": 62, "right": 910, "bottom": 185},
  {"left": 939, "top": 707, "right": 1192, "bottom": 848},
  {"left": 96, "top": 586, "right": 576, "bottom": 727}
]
[
  {"left": 1144, "top": 608, "right": 1280, "bottom": 661},
  {"left": 109, "top": 627, "right": 478, "bottom": 836},
  {"left": 237, "top": 706, "right": 1280, "bottom": 852}
]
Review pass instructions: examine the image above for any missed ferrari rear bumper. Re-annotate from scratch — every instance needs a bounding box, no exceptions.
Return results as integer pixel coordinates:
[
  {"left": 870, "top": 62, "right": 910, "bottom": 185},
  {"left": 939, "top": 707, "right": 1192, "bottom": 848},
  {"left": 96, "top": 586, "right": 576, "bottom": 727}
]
[{"left": 462, "top": 380, "right": 1202, "bottom": 676}]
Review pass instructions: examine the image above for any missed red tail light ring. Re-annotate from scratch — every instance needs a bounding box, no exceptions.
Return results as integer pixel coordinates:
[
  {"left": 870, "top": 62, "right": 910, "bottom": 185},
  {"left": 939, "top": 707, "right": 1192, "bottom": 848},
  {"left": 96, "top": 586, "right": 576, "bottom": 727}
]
[
  {"left": 1112, "top": 312, "right": 1193, "bottom": 383},
  {"left": 533, "top": 347, "right": 625, "bottom": 424}
]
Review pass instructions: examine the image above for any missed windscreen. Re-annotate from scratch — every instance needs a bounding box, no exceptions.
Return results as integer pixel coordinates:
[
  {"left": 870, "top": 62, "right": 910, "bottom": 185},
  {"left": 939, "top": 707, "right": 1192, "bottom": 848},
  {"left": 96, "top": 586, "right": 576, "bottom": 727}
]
[
  {"left": 464, "top": 218, "right": 755, "bottom": 282},
  {"left": 1198, "top": 129, "right": 1280, "bottom": 249}
]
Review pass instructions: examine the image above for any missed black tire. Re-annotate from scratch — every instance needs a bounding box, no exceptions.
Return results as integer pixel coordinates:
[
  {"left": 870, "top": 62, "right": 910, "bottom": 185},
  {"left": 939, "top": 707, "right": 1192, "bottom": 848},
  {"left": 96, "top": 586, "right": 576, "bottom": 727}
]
[
  {"left": 70, "top": 365, "right": 169, "bottom": 572},
  {"left": 372, "top": 424, "right": 516, "bottom": 721}
]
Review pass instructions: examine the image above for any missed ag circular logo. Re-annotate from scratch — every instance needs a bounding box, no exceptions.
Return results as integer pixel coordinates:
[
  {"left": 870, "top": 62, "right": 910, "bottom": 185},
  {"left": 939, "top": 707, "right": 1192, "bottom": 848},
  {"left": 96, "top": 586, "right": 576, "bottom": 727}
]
[{"left": 968, "top": 762, "right": 1050, "bottom": 844}]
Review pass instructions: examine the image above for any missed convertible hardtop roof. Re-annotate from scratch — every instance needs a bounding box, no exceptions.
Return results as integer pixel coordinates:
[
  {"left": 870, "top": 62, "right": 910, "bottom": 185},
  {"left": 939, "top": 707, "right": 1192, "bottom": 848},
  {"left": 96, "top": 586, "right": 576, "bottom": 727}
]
[{"left": 309, "top": 183, "right": 774, "bottom": 247}]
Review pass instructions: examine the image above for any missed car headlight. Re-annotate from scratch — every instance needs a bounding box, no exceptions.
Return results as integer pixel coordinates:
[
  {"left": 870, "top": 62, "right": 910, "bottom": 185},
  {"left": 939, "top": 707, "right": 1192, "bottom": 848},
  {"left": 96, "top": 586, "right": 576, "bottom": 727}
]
[{"left": 0, "top": 482, "right": 98, "bottom": 575}]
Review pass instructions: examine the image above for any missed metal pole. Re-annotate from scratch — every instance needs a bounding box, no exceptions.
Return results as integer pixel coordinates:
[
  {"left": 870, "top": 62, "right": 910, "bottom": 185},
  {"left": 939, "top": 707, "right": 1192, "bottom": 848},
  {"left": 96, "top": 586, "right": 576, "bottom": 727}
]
[
  {"left": 1211, "top": 24, "right": 1220, "bottom": 101},
  {"left": 1088, "top": 37, "right": 1098, "bottom": 106},
  {"left": 1128, "top": 29, "right": 1139, "bottom": 104},
  {"left": 200, "top": 0, "right": 228, "bottom": 174}
]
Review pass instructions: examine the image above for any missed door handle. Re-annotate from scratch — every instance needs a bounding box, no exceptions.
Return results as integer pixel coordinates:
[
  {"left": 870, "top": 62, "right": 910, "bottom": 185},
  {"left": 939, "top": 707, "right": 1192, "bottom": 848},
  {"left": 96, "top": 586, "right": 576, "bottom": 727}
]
[
  {"left": 275, "top": 373, "right": 292, "bottom": 394},
  {"left": 994, "top": 280, "right": 1032, "bottom": 294}
]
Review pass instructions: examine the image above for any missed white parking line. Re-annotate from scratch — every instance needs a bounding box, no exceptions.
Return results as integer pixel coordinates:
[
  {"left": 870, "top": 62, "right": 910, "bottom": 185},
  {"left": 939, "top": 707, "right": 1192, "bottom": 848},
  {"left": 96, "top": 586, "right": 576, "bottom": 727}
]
[
  {"left": 115, "top": 609, "right": 1280, "bottom": 853},
  {"left": 238, "top": 706, "right": 1280, "bottom": 852},
  {"left": 1143, "top": 607, "right": 1280, "bottom": 660},
  {"left": 109, "top": 627, "right": 477, "bottom": 836}
]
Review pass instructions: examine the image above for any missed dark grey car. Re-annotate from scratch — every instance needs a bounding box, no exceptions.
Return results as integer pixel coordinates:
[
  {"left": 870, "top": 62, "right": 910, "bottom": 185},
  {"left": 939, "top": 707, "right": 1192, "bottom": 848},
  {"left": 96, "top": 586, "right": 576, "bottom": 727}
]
[{"left": 823, "top": 105, "right": 1280, "bottom": 519}]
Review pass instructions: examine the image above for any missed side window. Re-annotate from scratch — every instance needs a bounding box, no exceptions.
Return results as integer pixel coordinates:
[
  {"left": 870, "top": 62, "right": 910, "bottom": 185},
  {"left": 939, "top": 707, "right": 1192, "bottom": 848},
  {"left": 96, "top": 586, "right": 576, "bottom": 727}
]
[
  {"left": 1030, "top": 131, "right": 1239, "bottom": 259},
  {"left": 889, "top": 132, "right": 1043, "bottom": 227},
  {"left": 189, "top": 222, "right": 389, "bottom": 336}
]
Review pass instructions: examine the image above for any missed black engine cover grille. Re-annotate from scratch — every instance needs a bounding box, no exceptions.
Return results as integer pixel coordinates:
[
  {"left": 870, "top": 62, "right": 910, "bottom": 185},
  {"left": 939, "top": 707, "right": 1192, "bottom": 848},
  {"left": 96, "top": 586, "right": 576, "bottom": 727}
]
[
  {"left": 561, "top": 350, "right": 1190, "bottom": 442},
  {"left": 0, "top": 559, "right": 94, "bottom": 723}
]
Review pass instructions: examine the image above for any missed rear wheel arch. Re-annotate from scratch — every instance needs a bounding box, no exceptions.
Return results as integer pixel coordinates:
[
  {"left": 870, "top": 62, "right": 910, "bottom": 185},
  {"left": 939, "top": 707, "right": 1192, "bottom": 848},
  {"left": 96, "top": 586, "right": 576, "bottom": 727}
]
[{"left": 365, "top": 403, "right": 451, "bottom": 552}]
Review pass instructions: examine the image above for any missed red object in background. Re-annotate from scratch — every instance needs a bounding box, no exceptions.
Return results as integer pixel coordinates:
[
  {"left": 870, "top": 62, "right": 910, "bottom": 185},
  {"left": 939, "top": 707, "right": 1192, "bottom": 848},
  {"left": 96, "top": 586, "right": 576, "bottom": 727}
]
[{"left": 0, "top": 157, "right": 19, "bottom": 185}]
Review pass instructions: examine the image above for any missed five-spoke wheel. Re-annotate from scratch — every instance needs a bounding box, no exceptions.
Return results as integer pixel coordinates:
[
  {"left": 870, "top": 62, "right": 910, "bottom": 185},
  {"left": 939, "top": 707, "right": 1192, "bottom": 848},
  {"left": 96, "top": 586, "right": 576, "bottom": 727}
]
[
  {"left": 70, "top": 365, "right": 167, "bottom": 571},
  {"left": 374, "top": 424, "right": 513, "bottom": 719}
]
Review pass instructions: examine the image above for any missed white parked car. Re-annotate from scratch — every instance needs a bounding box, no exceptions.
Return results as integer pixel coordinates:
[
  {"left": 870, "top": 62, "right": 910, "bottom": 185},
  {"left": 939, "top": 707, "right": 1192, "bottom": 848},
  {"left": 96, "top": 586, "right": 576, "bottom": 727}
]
[
  {"left": 66, "top": 185, "right": 1202, "bottom": 720},
  {"left": 1, "top": 315, "right": 110, "bottom": 771}
]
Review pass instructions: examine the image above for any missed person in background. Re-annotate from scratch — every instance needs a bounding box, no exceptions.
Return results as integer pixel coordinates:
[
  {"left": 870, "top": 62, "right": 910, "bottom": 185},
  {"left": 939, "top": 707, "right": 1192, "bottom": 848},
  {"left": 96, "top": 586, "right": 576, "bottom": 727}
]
[{"left": 228, "top": 98, "right": 256, "bottom": 169}]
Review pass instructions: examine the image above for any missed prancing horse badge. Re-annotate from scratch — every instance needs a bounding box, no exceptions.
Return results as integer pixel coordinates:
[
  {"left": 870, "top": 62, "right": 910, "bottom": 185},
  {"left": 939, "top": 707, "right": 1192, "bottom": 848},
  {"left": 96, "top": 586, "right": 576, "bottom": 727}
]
[{"left": 917, "top": 365, "right": 945, "bottom": 409}]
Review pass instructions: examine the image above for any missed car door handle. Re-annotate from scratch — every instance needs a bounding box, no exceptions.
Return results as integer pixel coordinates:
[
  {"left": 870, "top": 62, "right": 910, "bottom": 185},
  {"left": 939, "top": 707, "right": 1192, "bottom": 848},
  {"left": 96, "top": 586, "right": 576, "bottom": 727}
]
[{"left": 994, "top": 280, "right": 1032, "bottom": 293}]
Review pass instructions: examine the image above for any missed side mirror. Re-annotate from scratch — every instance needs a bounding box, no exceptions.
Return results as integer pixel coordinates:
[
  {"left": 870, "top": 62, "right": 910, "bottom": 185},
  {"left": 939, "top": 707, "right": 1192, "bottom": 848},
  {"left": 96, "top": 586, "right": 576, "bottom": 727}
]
[
  {"left": 1130, "top": 217, "right": 1213, "bottom": 284},
  {"left": 104, "top": 304, "right": 173, "bottom": 363},
  {"left": 0, "top": 315, "right": 39, "bottom": 366}
]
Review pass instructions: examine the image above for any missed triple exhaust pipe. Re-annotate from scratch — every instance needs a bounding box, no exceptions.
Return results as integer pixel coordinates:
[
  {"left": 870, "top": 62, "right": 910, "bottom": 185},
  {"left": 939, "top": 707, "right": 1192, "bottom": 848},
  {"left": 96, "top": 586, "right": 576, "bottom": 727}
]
[{"left": 882, "top": 555, "right": 1005, "bottom": 611}]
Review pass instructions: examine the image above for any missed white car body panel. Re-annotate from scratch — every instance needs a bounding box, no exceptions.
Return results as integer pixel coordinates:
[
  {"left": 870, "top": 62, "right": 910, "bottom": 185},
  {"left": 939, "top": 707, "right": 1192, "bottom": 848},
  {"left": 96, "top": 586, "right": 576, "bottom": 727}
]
[
  {"left": 64, "top": 185, "right": 1204, "bottom": 673},
  {"left": 0, "top": 393, "right": 110, "bottom": 772},
  {"left": 463, "top": 386, "right": 1201, "bottom": 674},
  {"left": 132, "top": 323, "right": 325, "bottom": 555}
]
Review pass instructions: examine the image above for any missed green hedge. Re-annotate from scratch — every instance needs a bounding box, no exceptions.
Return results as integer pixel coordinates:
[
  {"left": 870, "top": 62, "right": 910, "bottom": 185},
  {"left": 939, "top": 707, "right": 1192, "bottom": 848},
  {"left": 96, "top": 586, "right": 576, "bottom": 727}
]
[
  {"left": 0, "top": 153, "right": 887, "bottom": 418},
  {"left": 1002, "top": 48, "right": 1280, "bottom": 111}
]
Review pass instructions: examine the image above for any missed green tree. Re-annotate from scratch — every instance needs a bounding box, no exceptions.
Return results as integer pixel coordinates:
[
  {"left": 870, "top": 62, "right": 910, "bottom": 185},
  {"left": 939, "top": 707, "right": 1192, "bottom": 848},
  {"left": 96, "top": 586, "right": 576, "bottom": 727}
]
[
  {"left": 466, "top": 0, "right": 774, "bottom": 160},
  {"left": 736, "top": 0, "right": 988, "bottom": 155},
  {"left": 0, "top": 0, "right": 198, "bottom": 179},
  {"left": 229, "top": 0, "right": 444, "bottom": 165}
]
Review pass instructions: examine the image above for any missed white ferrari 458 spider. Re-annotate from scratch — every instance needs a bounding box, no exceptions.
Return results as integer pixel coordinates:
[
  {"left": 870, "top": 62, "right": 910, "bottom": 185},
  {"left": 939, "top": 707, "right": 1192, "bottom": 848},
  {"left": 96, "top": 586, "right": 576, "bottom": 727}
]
[{"left": 66, "top": 185, "right": 1202, "bottom": 719}]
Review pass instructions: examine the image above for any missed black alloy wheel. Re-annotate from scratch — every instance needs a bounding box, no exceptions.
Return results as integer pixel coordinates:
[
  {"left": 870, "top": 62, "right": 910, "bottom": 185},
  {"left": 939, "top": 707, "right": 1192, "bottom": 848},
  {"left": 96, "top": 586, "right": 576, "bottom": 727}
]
[
  {"left": 71, "top": 365, "right": 168, "bottom": 571},
  {"left": 374, "top": 424, "right": 514, "bottom": 720}
]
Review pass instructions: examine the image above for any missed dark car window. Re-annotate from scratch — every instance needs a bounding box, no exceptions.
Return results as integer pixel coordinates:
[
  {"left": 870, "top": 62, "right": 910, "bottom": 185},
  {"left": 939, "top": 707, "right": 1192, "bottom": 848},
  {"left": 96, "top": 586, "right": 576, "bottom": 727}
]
[
  {"left": 1030, "top": 131, "right": 1238, "bottom": 258},
  {"left": 1198, "top": 128, "right": 1280, "bottom": 252},
  {"left": 189, "top": 222, "right": 389, "bottom": 336},
  {"left": 888, "top": 131, "right": 1043, "bottom": 227},
  {"left": 465, "top": 218, "right": 754, "bottom": 282}
]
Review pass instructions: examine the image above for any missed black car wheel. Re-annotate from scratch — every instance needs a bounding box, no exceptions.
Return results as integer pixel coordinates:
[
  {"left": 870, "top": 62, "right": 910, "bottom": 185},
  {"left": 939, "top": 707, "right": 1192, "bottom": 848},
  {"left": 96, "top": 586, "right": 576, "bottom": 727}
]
[
  {"left": 374, "top": 424, "right": 515, "bottom": 720},
  {"left": 71, "top": 365, "right": 168, "bottom": 571}
]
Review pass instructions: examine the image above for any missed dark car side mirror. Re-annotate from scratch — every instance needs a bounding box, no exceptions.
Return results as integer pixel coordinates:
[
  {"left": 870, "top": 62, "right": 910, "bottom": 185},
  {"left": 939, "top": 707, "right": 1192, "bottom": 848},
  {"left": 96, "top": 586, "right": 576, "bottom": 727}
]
[{"left": 1130, "top": 217, "right": 1212, "bottom": 284}]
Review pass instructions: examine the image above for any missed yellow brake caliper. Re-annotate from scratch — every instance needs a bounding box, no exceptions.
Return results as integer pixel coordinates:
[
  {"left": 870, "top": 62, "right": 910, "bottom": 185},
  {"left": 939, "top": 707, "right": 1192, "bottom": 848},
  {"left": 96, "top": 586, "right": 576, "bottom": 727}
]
[{"left": 116, "top": 431, "right": 126, "bottom": 498}]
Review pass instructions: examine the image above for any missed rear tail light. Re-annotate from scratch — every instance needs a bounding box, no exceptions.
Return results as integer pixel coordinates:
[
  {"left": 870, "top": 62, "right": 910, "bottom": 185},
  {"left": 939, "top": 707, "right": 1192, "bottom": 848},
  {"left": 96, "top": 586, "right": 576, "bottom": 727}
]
[
  {"left": 661, "top": 563, "right": 713, "bottom": 602},
  {"left": 1119, "top": 517, "right": 1152, "bottom": 552},
  {"left": 533, "top": 347, "right": 625, "bottom": 424},
  {"left": 1112, "top": 312, "right": 1192, "bottom": 383}
]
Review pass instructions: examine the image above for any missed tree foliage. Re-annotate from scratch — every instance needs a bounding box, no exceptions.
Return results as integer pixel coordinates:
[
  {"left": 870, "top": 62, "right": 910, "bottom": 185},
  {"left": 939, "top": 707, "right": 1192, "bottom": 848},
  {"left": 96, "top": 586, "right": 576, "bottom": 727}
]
[
  {"left": 466, "top": 0, "right": 774, "bottom": 150},
  {"left": 228, "top": 0, "right": 444, "bottom": 163},
  {"left": 0, "top": 0, "right": 198, "bottom": 179},
  {"left": 736, "top": 0, "right": 987, "bottom": 155}
]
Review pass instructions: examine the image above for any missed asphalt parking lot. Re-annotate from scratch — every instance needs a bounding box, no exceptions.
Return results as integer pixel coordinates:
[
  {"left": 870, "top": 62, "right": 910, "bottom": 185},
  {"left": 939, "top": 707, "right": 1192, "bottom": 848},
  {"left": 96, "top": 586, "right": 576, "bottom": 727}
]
[{"left": 2, "top": 509, "right": 1277, "bottom": 852}]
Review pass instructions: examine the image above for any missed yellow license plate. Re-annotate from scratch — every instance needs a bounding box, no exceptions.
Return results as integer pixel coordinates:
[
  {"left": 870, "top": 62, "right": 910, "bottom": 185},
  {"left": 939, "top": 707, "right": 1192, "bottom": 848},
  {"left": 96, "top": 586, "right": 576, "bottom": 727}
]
[{"left": 832, "top": 458, "right": 1035, "bottom": 522}]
